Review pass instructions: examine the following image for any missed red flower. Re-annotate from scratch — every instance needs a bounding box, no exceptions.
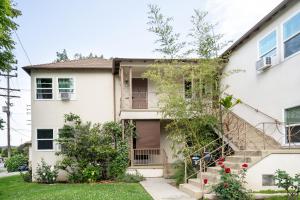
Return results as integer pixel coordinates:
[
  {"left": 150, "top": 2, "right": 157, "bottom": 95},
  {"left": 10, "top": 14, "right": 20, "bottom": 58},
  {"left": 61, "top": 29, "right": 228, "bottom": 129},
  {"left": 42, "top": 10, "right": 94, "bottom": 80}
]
[
  {"left": 217, "top": 161, "right": 223, "bottom": 166},
  {"left": 220, "top": 164, "right": 225, "bottom": 168},
  {"left": 242, "top": 163, "right": 248, "bottom": 168},
  {"left": 218, "top": 157, "right": 225, "bottom": 162},
  {"left": 203, "top": 178, "right": 208, "bottom": 185},
  {"left": 225, "top": 168, "right": 231, "bottom": 173},
  {"left": 224, "top": 183, "right": 229, "bottom": 188}
]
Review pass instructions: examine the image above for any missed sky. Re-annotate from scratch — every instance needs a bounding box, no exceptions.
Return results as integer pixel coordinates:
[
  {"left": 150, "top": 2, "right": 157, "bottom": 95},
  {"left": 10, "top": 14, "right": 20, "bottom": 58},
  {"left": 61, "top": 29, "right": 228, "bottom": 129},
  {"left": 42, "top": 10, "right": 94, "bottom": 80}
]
[{"left": 0, "top": 0, "right": 283, "bottom": 146}]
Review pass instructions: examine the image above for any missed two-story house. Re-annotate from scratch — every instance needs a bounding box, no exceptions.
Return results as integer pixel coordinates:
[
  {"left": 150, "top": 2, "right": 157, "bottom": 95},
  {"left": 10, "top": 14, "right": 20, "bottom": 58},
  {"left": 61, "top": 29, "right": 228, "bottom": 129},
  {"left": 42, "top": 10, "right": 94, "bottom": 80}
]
[
  {"left": 24, "top": 0, "right": 300, "bottom": 197},
  {"left": 23, "top": 58, "right": 179, "bottom": 180}
]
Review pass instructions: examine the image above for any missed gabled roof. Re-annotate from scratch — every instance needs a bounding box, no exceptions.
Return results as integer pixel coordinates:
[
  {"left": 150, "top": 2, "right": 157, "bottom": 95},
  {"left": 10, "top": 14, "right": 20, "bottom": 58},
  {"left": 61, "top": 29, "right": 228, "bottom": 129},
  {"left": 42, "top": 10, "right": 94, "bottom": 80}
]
[
  {"left": 23, "top": 58, "right": 112, "bottom": 74},
  {"left": 222, "top": 0, "right": 292, "bottom": 56}
]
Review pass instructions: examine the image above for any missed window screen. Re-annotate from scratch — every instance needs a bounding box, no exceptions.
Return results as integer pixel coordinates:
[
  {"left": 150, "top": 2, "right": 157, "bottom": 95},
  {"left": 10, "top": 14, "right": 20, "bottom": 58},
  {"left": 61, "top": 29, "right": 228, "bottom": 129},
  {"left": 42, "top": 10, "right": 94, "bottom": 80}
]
[
  {"left": 37, "top": 129, "right": 53, "bottom": 150},
  {"left": 283, "top": 12, "right": 300, "bottom": 58}
]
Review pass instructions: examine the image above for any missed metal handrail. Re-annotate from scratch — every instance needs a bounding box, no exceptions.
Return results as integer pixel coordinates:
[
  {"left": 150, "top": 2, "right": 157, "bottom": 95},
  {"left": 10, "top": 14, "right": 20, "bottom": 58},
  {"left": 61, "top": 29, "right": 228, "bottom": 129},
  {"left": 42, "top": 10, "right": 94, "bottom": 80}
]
[
  {"left": 183, "top": 113, "right": 298, "bottom": 183},
  {"left": 224, "top": 92, "right": 280, "bottom": 123}
]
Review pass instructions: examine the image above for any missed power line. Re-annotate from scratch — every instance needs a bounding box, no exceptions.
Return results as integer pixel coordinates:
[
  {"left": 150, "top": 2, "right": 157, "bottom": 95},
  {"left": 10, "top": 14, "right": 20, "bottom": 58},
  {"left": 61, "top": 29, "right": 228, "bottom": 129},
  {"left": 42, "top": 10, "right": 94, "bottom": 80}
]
[{"left": 14, "top": 30, "right": 32, "bottom": 65}]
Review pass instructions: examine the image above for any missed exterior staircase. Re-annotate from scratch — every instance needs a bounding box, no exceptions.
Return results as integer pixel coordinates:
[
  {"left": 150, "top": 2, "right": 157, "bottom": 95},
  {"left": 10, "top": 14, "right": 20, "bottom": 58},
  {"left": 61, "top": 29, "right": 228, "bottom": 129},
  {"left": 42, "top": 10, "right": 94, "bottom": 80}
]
[
  {"left": 179, "top": 112, "right": 282, "bottom": 199},
  {"left": 179, "top": 150, "right": 266, "bottom": 199}
]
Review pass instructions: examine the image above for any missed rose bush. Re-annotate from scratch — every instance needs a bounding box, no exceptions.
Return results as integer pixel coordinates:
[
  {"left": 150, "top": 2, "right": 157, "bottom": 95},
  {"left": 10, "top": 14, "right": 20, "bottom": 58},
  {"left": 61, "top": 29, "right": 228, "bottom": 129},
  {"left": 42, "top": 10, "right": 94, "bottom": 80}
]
[{"left": 212, "top": 161, "right": 252, "bottom": 200}]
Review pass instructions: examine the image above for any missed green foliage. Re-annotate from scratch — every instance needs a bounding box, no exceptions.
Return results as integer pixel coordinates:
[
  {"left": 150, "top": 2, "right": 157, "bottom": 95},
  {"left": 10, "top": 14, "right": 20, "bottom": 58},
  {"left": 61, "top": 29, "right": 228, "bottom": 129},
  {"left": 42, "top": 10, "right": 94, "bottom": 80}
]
[
  {"left": 35, "top": 159, "right": 58, "bottom": 184},
  {"left": 55, "top": 49, "right": 69, "bottom": 62},
  {"left": 171, "top": 160, "right": 196, "bottom": 186},
  {"left": 74, "top": 52, "right": 104, "bottom": 60},
  {"left": 213, "top": 167, "right": 252, "bottom": 200},
  {"left": 117, "top": 173, "right": 145, "bottom": 183},
  {"left": 5, "top": 154, "right": 27, "bottom": 172},
  {"left": 102, "top": 121, "right": 122, "bottom": 149},
  {"left": 82, "top": 164, "right": 101, "bottom": 183},
  {"left": 57, "top": 113, "right": 131, "bottom": 183},
  {"left": 274, "top": 170, "right": 300, "bottom": 200},
  {"left": 108, "top": 142, "right": 129, "bottom": 179},
  {"left": 220, "top": 95, "right": 241, "bottom": 110},
  {"left": 147, "top": 4, "right": 185, "bottom": 58},
  {"left": 0, "top": 0, "right": 21, "bottom": 71},
  {"left": 20, "top": 168, "right": 32, "bottom": 182}
]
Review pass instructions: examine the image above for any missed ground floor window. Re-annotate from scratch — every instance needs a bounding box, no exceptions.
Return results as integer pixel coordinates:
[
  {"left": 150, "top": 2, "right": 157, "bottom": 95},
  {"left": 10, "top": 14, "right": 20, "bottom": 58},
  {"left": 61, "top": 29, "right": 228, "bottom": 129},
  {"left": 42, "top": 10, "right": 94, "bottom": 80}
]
[
  {"left": 37, "top": 129, "right": 53, "bottom": 150},
  {"left": 285, "top": 106, "right": 300, "bottom": 143}
]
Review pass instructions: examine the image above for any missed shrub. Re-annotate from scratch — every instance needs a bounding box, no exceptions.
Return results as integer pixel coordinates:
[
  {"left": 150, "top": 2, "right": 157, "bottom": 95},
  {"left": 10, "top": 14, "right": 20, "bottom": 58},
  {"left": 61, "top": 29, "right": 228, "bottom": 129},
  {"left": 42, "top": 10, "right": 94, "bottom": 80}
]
[
  {"left": 117, "top": 173, "right": 145, "bottom": 183},
  {"left": 82, "top": 165, "right": 101, "bottom": 183},
  {"left": 212, "top": 162, "right": 252, "bottom": 200},
  {"left": 36, "top": 159, "right": 58, "bottom": 184},
  {"left": 20, "top": 168, "right": 32, "bottom": 182},
  {"left": 5, "top": 154, "right": 27, "bottom": 172},
  {"left": 57, "top": 114, "right": 133, "bottom": 183},
  {"left": 171, "top": 160, "right": 196, "bottom": 186},
  {"left": 108, "top": 142, "right": 129, "bottom": 179},
  {"left": 274, "top": 169, "right": 300, "bottom": 200}
]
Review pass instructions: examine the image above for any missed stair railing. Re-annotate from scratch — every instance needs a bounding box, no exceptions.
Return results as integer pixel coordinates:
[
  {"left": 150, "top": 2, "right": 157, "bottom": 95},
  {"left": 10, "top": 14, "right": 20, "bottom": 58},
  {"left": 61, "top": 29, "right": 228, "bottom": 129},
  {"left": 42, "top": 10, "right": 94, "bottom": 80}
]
[{"left": 183, "top": 113, "right": 293, "bottom": 184}]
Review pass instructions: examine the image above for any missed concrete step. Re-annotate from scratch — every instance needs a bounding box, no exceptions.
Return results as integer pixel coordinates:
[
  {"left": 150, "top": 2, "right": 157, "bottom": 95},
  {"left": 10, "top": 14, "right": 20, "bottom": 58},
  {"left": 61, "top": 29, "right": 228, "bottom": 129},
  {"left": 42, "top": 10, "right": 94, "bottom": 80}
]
[
  {"left": 197, "top": 172, "right": 220, "bottom": 182},
  {"left": 235, "top": 150, "right": 263, "bottom": 156},
  {"left": 223, "top": 161, "right": 245, "bottom": 170},
  {"left": 226, "top": 155, "right": 257, "bottom": 163},
  {"left": 179, "top": 183, "right": 204, "bottom": 199}
]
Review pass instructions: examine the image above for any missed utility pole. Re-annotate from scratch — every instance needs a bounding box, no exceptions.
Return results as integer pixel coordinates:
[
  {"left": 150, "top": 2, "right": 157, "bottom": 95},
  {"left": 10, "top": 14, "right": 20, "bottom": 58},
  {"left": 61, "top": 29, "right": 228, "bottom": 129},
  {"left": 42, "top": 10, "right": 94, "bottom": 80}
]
[{"left": 0, "top": 67, "right": 20, "bottom": 158}]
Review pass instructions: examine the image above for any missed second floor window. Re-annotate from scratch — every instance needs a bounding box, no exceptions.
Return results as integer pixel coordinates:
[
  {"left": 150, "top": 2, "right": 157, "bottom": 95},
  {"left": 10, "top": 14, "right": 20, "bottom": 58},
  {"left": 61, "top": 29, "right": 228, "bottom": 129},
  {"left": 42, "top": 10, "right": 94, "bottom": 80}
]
[
  {"left": 58, "top": 78, "right": 74, "bottom": 93},
  {"left": 36, "top": 78, "right": 53, "bottom": 99},
  {"left": 283, "top": 12, "right": 300, "bottom": 58},
  {"left": 258, "top": 30, "right": 277, "bottom": 58}
]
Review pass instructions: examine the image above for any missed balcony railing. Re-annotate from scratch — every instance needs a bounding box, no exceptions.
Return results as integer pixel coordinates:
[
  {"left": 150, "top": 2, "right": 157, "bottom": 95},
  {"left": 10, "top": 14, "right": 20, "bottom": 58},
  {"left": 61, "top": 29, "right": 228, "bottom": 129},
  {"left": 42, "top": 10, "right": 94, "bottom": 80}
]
[
  {"left": 121, "top": 91, "right": 159, "bottom": 110},
  {"left": 131, "top": 148, "right": 162, "bottom": 165}
]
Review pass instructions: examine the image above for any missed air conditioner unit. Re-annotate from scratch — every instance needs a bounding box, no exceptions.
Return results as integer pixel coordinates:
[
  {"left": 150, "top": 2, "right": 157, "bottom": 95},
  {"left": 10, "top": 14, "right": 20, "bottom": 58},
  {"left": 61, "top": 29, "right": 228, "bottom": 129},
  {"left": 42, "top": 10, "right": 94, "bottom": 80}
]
[
  {"left": 256, "top": 56, "right": 272, "bottom": 71},
  {"left": 60, "top": 92, "right": 71, "bottom": 101}
]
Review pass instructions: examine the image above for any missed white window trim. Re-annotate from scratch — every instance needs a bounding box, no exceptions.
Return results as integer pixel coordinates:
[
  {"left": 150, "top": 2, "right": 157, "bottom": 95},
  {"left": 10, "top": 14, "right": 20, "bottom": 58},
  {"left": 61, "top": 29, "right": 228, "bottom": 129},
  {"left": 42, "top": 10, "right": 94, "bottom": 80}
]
[
  {"left": 256, "top": 28, "right": 278, "bottom": 60},
  {"left": 282, "top": 104, "right": 300, "bottom": 145},
  {"left": 281, "top": 9, "right": 300, "bottom": 61},
  {"left": 56, "top": 77, "right": 76, "bottom": 100},
  {"left": 36, "top": 128, "right": 55, "bottom": 151},
  {"left": 35, "top": 77, "right": 54, "bottom": 101}
]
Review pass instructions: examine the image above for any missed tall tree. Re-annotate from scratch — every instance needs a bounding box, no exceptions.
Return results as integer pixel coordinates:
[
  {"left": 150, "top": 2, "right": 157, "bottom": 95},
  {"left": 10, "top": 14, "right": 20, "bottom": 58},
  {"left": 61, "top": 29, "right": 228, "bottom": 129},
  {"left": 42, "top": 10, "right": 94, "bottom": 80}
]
[
  {"left": 147, "top": 4, "right": 185, "bottom": 58},
  {"left": 0, "top": 0, "right": 21, "bottom": 71},
  {"left": 55, "top": 49, "right": 69, "bottom": 62},
  {"left": 145, "top": 5, "right": 237, "bottom": 157}
]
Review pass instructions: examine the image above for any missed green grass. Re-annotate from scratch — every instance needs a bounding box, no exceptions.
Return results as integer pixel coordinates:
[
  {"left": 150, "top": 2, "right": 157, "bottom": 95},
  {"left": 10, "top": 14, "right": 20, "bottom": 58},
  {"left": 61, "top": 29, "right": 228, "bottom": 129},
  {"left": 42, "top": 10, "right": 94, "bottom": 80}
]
[{"left": 0, "top": 176, "right": 153, "bottom": 200}]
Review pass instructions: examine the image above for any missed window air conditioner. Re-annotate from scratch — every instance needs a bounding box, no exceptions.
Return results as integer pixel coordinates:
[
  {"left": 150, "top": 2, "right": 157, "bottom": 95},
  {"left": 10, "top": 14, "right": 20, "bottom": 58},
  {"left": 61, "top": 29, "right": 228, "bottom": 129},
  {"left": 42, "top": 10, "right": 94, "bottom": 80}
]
[
  {"left": 256, "top": 56, "right": 272, "bottom": 71},
  {"left": 60, "top": 92, "right": 71, "bottom": 101}
]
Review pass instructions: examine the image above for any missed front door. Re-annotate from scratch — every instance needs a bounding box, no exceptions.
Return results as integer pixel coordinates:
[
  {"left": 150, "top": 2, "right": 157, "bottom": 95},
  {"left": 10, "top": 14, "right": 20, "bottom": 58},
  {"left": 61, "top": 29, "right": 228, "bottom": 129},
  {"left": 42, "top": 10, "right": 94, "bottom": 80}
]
[{"left": 132, "top": 78, "right": 148, "bottom": 109}]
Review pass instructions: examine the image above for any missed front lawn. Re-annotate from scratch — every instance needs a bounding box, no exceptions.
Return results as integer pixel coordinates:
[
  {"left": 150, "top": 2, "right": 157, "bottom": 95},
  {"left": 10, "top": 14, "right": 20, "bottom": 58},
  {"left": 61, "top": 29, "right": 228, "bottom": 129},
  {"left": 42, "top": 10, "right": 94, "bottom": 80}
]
[{"left": 0, "top": 176, "right": 152, "bottom": 200}]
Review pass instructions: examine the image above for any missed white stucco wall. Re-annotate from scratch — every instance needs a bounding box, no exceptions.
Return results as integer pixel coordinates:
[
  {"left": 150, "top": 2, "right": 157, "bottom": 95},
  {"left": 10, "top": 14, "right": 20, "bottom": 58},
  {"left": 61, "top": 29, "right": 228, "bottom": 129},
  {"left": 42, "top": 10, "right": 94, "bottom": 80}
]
[
  {"left": 222, "top": 1, "right": 300, "bottom": 145},
  {"left": 30, "top": 69, "right": 115, "bottom": 180},
  {"left": 246, "top": 153, "right": 300, "bottom": 191}
]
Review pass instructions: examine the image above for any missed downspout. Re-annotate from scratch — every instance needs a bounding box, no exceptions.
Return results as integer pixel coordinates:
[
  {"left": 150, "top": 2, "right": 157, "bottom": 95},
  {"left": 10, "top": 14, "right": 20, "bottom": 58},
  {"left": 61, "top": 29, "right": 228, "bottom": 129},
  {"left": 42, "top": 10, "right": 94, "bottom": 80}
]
[{"left": 112, "top": 60, "right": 116, "bottom": 122}]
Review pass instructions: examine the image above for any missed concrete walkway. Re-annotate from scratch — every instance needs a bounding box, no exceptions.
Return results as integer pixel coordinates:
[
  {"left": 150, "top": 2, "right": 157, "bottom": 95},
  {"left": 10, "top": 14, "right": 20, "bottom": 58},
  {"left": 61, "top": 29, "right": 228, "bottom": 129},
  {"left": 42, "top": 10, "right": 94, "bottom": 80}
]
[
  {"left": 140, "top": 178, "right": 196, "bottom": 200},
  {"left": 0, "top": 170, "right": 20, "bottom": 178}
]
